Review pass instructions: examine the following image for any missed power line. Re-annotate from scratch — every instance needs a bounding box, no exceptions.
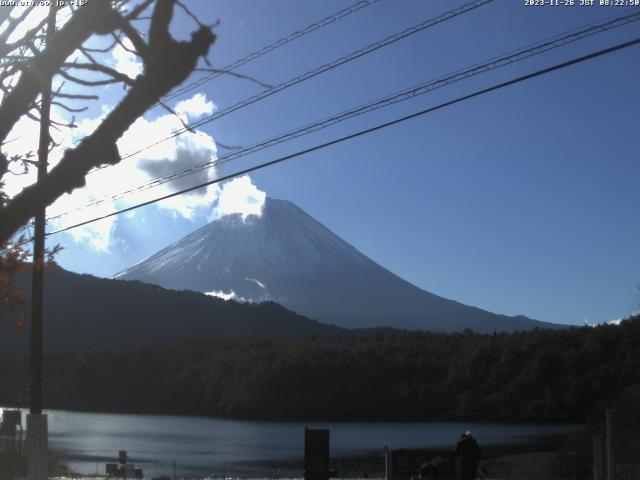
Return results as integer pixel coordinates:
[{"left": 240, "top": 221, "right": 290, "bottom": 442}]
[
  {"left": 41, "top": 36, "right": 640, "bottom": 239},
  {"left": 45, "top": 9, "right": 640, "bottom": 224},
  {"left": 3, "top": 0, "right": 381, "bottom": 239},
  {"left": 113, "top": 0, "right": 493, "bottom": 163},
  {"left": 56, "top": 0, "right": 382, "bottom": 168},
  {"left": 10, "top": 0, "right": 480, "bottom": 241},
  {"left": 162, "top": 0, "right": 381, "bottom": 104}
]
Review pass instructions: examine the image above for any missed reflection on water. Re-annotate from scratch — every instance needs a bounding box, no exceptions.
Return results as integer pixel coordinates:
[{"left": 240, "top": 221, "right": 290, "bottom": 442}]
[{"left": 2, "top": 408, "right": 579, "bottom": 476}]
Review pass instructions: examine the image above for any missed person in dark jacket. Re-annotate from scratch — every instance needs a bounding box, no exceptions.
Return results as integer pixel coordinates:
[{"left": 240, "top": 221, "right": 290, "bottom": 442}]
[
  {"left": 454, "top": 431, "right": 482, "bottom": 480},
  {"left": 418, "top": 462, "right": 438, "bottom": 480}
]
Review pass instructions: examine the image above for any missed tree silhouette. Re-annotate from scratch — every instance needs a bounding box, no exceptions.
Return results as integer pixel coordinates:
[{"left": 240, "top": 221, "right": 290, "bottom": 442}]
[
  {"left": 0, "top": 0, "right": 215, "bottom": 243},
  {"left": 0, "top": 0, "right": 216, "bottom": 315}
]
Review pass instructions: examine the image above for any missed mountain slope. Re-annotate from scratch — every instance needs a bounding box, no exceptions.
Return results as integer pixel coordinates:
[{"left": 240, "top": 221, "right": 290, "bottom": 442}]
[
  {"left": 1, "top": 267, "right": 345, "bottom": 355},
  {"left": 116, "top": 198, "right": 555, "bottom": 332}
]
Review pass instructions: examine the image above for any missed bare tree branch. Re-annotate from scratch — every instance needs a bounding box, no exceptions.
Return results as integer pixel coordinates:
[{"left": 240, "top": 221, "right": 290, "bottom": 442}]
[
  {"left": 215, "top": 141, "right": 243, "bottom": 151},
  {"left": 194, "top": 67, "right": 272, "bottom": 89},
  {"left": 53, "top": 92, "right": 99, "bottom": 100},
  {"left": 62, "top": 62, "right": 137, "bottom": 85},
  {"left": 0, "top": 6, "right": 14, "bottom": 26},
  {"left": 51, "top": 101, "right": 88, "bottom": 113},
  {"left": 176, "top": 0, "right": 206, "bottom": 28},
  {"left": 82, "top": 39, "right": 120, "bottom": 54},
  {"left": 149, "top": 0, "right": 174, "bottom": 47},
  {"left": 58, "top": 69, "right": 124, "bottom": 87},
  {"left": 0, "top": 5, "right": 37, "bottom": 49},
  {"left": 125, "top": 0, "right": 156, "bottom": 21},
  {"left": 0, "top": 0, "right": 216, "bottom": 244},
  {"left": 0, "top": 1, "right": 120, "bottom": 145},
  {"left": 0, "top": 15, "right": 48, "bottom": 59},
  {"left": 157, "top": 99, "right": 194, "bottom": 132},
  {"left": 115, "top": 17, "right": 150, "bottom": 60},
  {"left": 78, "top": 46, "right": 100, "bottom": 66}
]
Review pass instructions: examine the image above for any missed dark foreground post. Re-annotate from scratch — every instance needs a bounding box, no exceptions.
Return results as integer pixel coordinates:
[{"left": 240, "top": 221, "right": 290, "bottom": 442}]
[
  {"left": 606, "top": 409, "right": 615, "bottom": 480},
  {"left": 27, "top": 5, "right": 56, "bottom": 480},
  {"left": 305, "top": 427, "right": 329, "bottom": 480},
  {"left": 593, "top": 436, "right": 605, "bottom": 480}
]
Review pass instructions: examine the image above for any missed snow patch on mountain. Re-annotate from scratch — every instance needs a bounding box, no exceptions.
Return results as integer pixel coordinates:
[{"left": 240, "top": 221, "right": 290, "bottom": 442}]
[
  {"left": 205, "top": 289, "right": 249, "bottom": 302},
  {"left": 246, "top": 277, "right": 266, "bottom": 289}
]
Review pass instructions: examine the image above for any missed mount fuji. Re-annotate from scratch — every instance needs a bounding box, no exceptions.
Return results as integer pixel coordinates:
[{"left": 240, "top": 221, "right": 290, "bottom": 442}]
[{"left": 115, "top": 198, "right": 554, "bottom": 332}]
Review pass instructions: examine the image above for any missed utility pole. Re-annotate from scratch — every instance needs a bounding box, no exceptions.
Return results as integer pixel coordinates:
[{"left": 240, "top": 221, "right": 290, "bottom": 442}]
[{"left": 27, "top": 5, "right": 56, "bottom": 480}]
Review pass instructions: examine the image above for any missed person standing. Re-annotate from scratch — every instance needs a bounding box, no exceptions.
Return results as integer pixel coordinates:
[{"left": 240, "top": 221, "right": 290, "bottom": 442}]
[
  {"left": 454, "top": 431, "right": 482, "bottom": 480},
  {"left": 418, "top": 462, "right": 439, "bottom": 480}
]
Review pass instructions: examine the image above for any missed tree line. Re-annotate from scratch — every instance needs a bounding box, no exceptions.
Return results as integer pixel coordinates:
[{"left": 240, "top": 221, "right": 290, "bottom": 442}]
[{"left": 1, "top": 315, "right": 639, "bottom": 422}]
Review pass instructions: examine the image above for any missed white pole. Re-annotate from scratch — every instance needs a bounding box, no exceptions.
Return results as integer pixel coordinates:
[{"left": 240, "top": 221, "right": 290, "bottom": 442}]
[{"left": 26, "top": 414, "right": 48, "bottom": 480}]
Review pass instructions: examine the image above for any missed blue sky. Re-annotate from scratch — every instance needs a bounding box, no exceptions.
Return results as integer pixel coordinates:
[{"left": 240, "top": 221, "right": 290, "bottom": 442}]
[{"left": 6, "top": 0, "right": 640, "bottom": 326}]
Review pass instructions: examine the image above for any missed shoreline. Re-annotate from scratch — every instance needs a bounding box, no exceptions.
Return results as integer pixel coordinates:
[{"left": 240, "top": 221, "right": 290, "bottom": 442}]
[
  {"left": 1, "top": 402, "right": 586, "bottom": 424},
  {"left": 51, "top": 437, "right": 568, "bottom": 479},
  {"left": 3, "top": 407, "right": 578, "bottom": 479},
  {"left": 232, "top": 438, "right": 567, "bottom": 478}
]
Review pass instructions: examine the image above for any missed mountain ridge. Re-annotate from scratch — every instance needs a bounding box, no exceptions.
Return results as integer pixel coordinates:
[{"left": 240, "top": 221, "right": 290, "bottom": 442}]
[
  {"left": 2, "top": 266, "right": 346, "bottom": 355},
  {"left": 116, "top": 197, "right": 558, "bottom": 333}
]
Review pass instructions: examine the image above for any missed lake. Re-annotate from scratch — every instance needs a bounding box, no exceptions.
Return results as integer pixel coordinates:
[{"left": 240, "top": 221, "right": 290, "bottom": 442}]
[{"left": 2, "top": 408, "right": 579, "bottom": 477}]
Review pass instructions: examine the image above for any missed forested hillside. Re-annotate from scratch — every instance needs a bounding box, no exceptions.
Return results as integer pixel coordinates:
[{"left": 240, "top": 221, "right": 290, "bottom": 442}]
[
  {"left": 2, "top": 267, "right": 345, "bottom": 354},
  {"left": 1, "top": 316, "right": 638, "bottom": 422}
]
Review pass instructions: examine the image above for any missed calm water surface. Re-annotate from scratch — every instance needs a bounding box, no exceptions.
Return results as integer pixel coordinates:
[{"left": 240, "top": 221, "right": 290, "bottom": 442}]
[{"left": 2, "top": 408, "right": 579, "bottom": 476}]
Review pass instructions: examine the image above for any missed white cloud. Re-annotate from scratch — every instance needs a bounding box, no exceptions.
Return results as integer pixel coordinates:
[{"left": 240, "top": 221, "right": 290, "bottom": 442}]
[
  {"left": 3, "top": 106, "right": 76, "bottom": 199},
  {"left": 112, "top": 37, "right": 143, "bottom": 79},
  {"left": 47, "top": 185, "right": 119, "bottom": 253},
  {"left": 3, "top": 93, "right": 222, "bottom": 252},
  {"left": 175, "top": 94, "right": 215, "bottom": 121},
  {"left": 2, "top": 7, "right": 48, "bottom": 44},
  {"left": 67, "top": 216, "right": 115, "bottom": 252},
  {"left": 73, "top": 104, "right": 111, "bottom": 138},
  {"left": 1, "top": 106, "right": 121, "bottom": 252},
  {"left": 214, "top": 176, "right": 266, "bottom": 220},
  {"left": 117, "top": 112, "right": 220, "bottom": 220}
]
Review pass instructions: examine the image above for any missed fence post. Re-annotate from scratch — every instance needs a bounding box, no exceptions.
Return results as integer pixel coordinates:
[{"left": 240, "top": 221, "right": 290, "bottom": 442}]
[
  {"left": 593, "top": 435, "right": 605, "bottom": 480},
  {"left": 384, "top": 447, "right": 392, "bottom": 480},
  {"left": 304, "top": 427, "right": 330, "bottom": 480},
  {"left": 26, "top": 414, "right": 48, "bottom": 480},
  {"left": 606, "top": 409, "right": 615, "bottom": 480}
]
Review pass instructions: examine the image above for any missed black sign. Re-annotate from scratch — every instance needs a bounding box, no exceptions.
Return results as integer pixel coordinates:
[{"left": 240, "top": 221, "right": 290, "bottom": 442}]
[
  {"left": 106, "top": 463, "right": 119, "bottom": 476},
  {"left": 305, "top": 428, "right": 329, "bottom": 480}
]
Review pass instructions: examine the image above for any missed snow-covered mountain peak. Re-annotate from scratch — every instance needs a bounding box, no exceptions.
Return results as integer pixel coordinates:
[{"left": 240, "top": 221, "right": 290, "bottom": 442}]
[{"left": 115, "top": 197, "right": 552, "bottom": 332}]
